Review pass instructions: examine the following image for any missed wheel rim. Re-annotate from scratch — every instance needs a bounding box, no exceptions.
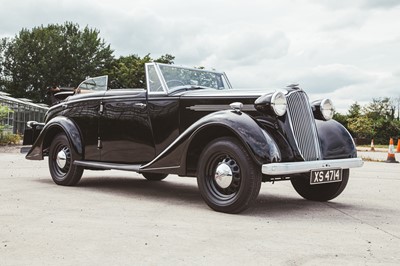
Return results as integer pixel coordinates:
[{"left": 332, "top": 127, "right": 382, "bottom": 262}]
[
  {"left": 214, "top": 162, "right": 233, "bottom": 189},
  {"left": 52, "top": 143, "right": 71, "bottom": 179},
  {"left": 56, "top": 149, "right": 67, "bottom": 168},
  {"left": 206, "top": 155, "right": 241, "bottom": 203}
]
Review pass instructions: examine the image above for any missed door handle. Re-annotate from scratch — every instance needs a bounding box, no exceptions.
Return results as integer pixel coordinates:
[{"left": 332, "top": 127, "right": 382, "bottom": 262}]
[{"left": 135, "top": 103, "right": 147, "bottom": 108}]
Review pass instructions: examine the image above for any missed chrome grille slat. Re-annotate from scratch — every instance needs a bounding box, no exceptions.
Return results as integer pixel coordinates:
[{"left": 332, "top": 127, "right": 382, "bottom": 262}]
[{"left": 286, "top": 91, "right": 321, "bottom": 161}]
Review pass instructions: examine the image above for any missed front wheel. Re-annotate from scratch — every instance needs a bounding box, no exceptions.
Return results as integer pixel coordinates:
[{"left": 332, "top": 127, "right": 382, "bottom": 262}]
[
  {"left": 291, "top": 169, "right": 349, "bottom": 201},
  {"left": 48, "top": 133, "right": 83, "bottom": 186},
  {"left": 197, "top": 137, "right": 262, "bottom": 214}
]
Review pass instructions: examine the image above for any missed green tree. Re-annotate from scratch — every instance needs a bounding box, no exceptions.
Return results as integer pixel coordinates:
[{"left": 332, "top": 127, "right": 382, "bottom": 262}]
[
  {"left": 333, "top": 102, "right": 361, "bottom": 137},
  {"left": 347, "top": 102, "right": 361, "bottom": 119},
  {"left": 155, "top": 54, "right": 175, "bottom": 64},
  {"left": 347, "top": 116, "right": 375, "bottom": 139},
  {"left": 0, "top": 38, "right": 10, "bottom": 91},
  {"left": 363, "top": 97, "right": 395, "bottom": 121},
  {"left": 345, "top": 98, "right": 400, "bottom": 144},
  {"left": 1, "top": 22, "right": 114, "bottom": 103},
  {"left": 106, "top": 53, "right": 175, "bottom": 88}
]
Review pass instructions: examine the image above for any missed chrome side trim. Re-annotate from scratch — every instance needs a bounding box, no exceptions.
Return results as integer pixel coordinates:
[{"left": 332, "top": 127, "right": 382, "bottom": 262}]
[
  {"left": 74, "top": 160, "right": 141, "bottom": 171},
  {"left": 186, "top": 104, "right": 256, "bottom": 112},
  {"left": 262, "top": 158, "right": 363, "bottom": 175},
  {"left": 141, "top": 166, "right": 180, "bottom": 172}
]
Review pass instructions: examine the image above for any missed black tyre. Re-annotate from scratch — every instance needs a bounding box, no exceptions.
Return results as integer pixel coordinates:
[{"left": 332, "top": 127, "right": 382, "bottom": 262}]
[
  {"left": 291, "top": 169, "right": 349, "bottom": 201},
  {"left": 48, "top": 133, "right": 84, "bottom": 186},
  {"left": 197, "top": 137, "right": 262, "bottom": 214},
  {"left": 142, "top": 173, "right": 168, "bottom": 181}
]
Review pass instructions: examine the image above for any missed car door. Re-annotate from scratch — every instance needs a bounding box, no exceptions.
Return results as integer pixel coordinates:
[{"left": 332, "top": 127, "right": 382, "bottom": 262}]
[
  {"left": 99, "top": 89, "right": 155, "bottom": 163},
  {"left": 63, "top": 76, "right": 109, "bottom": 161},
  {"left": 64, "top": 95, "right": 103, "bottom": 161}
]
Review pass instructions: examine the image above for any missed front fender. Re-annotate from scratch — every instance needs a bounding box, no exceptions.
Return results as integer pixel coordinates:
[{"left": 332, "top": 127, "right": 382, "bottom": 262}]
[
  {"left": 26, "top": 116, "right": 83, "bottom": 160},
  {"left": 187, "top": 110, "right": 282, "bottom": 165},
  {"left": 141, "top": 110, "right": 281, "bottom": 175},
  {"left": 316, "top": 119, "right": 357, "bottom": 159}
]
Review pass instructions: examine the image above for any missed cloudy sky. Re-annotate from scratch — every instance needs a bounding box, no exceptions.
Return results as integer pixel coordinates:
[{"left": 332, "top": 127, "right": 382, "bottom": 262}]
[{"left": 1, "top": 0, "right": 400, "bottom": 112}]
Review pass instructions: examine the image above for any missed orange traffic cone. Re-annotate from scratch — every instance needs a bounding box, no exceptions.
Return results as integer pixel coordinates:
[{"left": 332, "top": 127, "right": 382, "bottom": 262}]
[
  {"left": 386, "top": 138, "right": 399, "bottom": 163},
  {"left": 397, "top": 138, "right": 400, "bottom": 153},
  {"left": 370, "top": 139, "right": 375, "bottom": 152}
]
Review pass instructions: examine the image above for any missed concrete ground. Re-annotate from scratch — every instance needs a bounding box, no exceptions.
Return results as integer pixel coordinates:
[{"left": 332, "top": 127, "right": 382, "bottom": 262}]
[
  {"left": 0, "top": 148, "right": 399, "bottom": 265},
  {"left": 357, "top": 146, "right": 399, "bottom": 162}
]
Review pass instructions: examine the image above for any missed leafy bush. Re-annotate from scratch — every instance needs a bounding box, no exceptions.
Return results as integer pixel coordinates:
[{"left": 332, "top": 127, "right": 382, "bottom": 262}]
[{"left": 0, "top": 132, "right": 21, "bottom": 145}]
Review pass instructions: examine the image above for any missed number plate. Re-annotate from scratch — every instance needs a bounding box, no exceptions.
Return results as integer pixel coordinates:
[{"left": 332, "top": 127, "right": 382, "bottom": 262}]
[{"left": 310, "top": 169, "right": 342, "bottom": 185}]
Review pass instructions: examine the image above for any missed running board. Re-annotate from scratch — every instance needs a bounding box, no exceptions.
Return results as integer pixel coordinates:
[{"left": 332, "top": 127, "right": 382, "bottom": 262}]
[{"left": 74, "top": 160, "right": 142, "bottom": 172}]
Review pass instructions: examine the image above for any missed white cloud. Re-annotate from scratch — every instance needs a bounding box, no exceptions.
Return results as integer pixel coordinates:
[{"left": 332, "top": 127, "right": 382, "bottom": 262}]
[
  {"left": 306, "top": 70, "right": 399, "bottom": 113},
  {"left": 314, "top": 0, "right": 400, "bottom": 10},
  {"left": 196, "top": 30, "right": 290, "bottom": 69},
  {"left": 293, "top": 64, "right": 375, "bottom": 92},
  {"left": 361, "top": 0, "right": 400, "bottom": 9}
]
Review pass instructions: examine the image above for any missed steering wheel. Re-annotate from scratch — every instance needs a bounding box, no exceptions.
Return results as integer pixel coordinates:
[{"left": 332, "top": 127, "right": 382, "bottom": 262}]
[
  {"left": 155, "top": 80, "right": 185, "bottom": 92},
  {"left": 165, "top": 80, "right": 185, "bottom": 88}
]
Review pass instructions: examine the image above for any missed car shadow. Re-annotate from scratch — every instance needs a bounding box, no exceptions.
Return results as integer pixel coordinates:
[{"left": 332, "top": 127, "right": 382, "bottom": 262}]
[
  {"left": 36, "top": 175, "right": 203, "bottom": 206},
  {"left": 250, "top": 194, "right": 356, "bottom": 218},
  {"left": 35, "top": 175, "right": 357, "bottom": 217},
  {"left": 80, "top": 176, "right": 203, "bottom": 205}
]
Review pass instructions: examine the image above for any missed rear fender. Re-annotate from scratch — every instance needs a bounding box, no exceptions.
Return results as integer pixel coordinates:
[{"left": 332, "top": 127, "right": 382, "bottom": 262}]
[{"left": 26, "top": 116, "right": 83, "bottom": 160}]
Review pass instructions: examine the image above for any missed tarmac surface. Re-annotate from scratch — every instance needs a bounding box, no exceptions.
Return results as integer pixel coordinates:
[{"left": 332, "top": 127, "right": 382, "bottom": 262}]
[{"left": 0, "top": 147, "right": 399, "bottom": 265}]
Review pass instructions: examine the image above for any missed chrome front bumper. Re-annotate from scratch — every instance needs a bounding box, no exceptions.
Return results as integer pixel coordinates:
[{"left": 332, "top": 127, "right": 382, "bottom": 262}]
[{"left": 262, "top": 158, "right": 363, "bottom": 175}]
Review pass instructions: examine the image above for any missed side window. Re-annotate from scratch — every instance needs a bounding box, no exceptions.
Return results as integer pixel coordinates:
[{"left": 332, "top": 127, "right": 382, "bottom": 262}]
[
  {"left": 147, "top": 65, "right": 163, "bottom": 93},
  {"left": 77, "top": 76, "right": 108, "bottom": 94}
]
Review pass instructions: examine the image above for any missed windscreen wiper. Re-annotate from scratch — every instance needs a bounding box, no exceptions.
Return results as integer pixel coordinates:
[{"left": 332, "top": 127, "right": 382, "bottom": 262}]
[{"left": 169, "top": 85, "right": 213, "bottom": 93}]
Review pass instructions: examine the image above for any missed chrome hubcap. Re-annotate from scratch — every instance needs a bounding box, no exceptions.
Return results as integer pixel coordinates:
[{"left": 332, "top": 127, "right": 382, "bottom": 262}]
[
  {"left": 56, "top": 149, "right": 67, "bottom": 169},
  {"left": 214, "top": 162, "right": 233, "bottom": 189}
]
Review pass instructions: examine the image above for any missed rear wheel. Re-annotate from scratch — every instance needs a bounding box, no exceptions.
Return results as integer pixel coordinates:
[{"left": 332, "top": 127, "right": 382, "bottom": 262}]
[
  {"left": 291, "top": 169, "right": 349, "bottom": 201},
  {"left": 142, "top": 173, "right": 168, "bottom": 181},
  {"left": 197, "top": 137, "right": 262, "bottom": 214},
  {"left": 48, "top": 133, "right": 83, "bottom": 186}
]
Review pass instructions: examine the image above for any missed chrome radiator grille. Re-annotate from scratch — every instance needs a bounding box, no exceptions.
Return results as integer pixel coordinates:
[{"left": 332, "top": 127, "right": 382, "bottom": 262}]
[{"left": 286, "top": 91, "right": 322, "bottom": 161}]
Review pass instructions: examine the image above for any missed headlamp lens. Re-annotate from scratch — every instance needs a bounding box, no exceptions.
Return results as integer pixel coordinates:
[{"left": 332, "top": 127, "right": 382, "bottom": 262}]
[
  {"left": 321, "top": 98, "right": 334, "bottom": 120},
  {"left": 271, "top": 92, "right": 287, "bottom": 116}
]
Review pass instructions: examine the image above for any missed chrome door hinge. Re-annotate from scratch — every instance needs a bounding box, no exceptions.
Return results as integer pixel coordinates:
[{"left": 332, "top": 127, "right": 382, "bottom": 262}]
[
  {"left": 97, "top": 137, "right": 102, "bottom": 149},
  {"left": 99, "top": 102, "right": 104, "bottom": 114}
]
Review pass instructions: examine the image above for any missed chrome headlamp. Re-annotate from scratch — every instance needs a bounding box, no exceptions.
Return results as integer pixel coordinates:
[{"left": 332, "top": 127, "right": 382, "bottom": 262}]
[
  {"left": 312, "top": 98, "right": 334, "bottom": 120},
  {"left": 254, "top": 91, "right": 287, "bottom": 117},
  {"left": 271, "top": 91, "right": 287, "bottom": 116}
]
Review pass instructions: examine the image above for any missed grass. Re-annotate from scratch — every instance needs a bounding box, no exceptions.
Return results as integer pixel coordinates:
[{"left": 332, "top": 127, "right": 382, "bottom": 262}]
[
  {"left": 360, "top": 157, "right": 385, "bottom": 162},
  {"left": 358, "top": 144, "right": 388, "bottom": 149}
]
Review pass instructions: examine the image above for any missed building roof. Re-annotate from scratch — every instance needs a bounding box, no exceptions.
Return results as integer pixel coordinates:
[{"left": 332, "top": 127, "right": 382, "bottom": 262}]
[{"left": 0, "top": 93, "right": 49, "bottom": 111}]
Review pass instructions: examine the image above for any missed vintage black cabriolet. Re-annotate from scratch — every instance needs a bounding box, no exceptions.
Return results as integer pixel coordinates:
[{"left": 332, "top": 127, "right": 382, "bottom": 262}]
[{"left": 24, "top": 63, "right": 363, "bottom": 213}]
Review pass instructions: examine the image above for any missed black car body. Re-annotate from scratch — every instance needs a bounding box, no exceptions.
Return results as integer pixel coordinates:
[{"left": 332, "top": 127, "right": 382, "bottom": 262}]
[{"left": 24, "top": 63, "right": 363, "bottom": 213}]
